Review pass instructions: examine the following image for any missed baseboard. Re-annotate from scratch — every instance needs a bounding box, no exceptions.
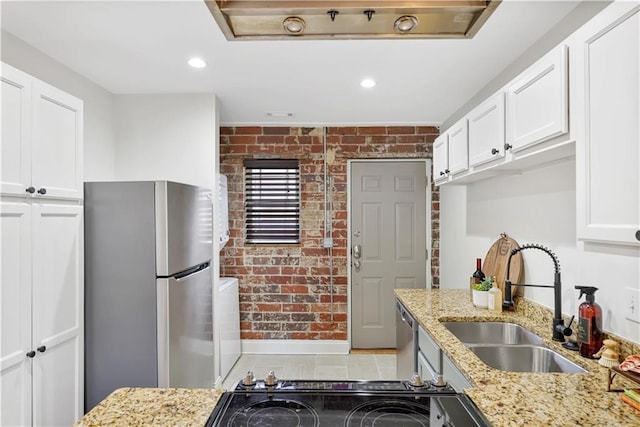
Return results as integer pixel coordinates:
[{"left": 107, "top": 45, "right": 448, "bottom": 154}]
[{"left": 241, "top": 339, "right": 350, "bottom": 355}]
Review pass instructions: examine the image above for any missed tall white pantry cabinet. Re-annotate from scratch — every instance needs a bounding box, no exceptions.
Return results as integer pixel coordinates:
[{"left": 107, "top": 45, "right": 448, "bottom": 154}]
[{"left": 1, "top": 62, "right": 84, "bottom": 426}]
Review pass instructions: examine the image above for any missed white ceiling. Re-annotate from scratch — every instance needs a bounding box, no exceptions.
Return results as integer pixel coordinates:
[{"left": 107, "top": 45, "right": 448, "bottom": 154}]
[{"left": 1, "top": 0, "right": 583, "bottom": 126}]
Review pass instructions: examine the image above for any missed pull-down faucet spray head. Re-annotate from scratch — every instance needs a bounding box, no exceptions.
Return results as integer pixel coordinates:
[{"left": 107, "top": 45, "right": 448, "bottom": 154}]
[{"left": 502, "top": 244, "right": 571, "bottom": 342}]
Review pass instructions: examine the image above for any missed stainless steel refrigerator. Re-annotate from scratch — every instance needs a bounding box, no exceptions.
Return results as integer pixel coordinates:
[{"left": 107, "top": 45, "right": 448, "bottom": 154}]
[{"left": 84, "top": 181, "right": 214, "bottom": 411}]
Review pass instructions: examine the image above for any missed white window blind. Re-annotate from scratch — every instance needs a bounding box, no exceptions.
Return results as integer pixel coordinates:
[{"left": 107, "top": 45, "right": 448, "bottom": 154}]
[{"left": 244, "top": 159, "right": 300, "bottom": 244}]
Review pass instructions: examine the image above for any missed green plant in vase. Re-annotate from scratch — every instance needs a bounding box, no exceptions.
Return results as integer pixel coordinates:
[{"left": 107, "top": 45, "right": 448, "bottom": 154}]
[
  {"left": 472, "top": 276, "right": 494, "bottom": 308},
  {"left": 473, "top": 276, "right": 494, "bottom": 292}
]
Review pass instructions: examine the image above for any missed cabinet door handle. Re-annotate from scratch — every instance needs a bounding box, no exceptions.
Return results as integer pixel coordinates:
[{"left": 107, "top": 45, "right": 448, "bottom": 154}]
[
  {"left": 636, "top": 230, "right": 640, "bottom": 241},
  {"left": 26, "top": 350, "right": 36, "bottom": 358},
  {"left": 491, "top": 148, "right": 500, "bottom": 155},
  {"left": 37, "top": 345, "right": 47, "bottom": 353},
  {"left": 26, "top": 186, "right": 36, "bottom": 194},
  {"left": 504, "top": 143, "right": 513, "bottom": 151},
  {"left": 439, "top": 171, "right": 445, "bottom": 176},
  {"left": 37, "top": 188, "right": 47, "bottom": 195},
  {"left": 444, "top": 169, "right": 450, "bottom": 174}
]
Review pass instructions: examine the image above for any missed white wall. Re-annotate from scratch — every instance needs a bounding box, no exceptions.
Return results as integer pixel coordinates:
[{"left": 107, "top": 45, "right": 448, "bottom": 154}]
[
  {"left": 1, "top": 31, "right": 117, "bottom": 181},
  {"left": 440, "top": 160, "right": 640, "bottom": 344},
  {"left": 113, "top": 94, "right": 217, "bottom": 190}
]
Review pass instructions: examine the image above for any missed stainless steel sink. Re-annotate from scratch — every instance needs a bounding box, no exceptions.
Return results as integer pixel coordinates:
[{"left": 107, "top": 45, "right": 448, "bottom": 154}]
[
  {"left": 441, "top": 322, "right": 544, "bottom": 345},
  {"left": 467, "top": 345, "right": 587, "bottom": 373}
]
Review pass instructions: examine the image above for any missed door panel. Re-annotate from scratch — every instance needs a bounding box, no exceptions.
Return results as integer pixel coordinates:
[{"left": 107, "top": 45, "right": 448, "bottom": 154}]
[
  {"left": 1, "top": 64, "right": 32, "bottom": 196},
  {"left": 351, "top": 161, "right": 427, "bottom": 349},
  {"left": 31, "top": 81, "right": 83, "bottom": 199},
  {"left": 0, "top": 201, "right": 32, "bottom": 426},
  {"left": 31, "top": 203, "right": 83, "bottom": 425}
]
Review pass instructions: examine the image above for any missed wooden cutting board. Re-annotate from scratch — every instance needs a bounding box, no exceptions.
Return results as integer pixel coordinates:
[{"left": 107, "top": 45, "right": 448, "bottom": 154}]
[{"left": 483, "top": 233, "right": 524, "bottom": 298}]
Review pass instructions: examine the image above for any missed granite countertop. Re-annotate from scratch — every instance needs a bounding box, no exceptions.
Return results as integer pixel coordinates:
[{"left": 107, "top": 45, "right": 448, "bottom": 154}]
[
  {"left": 74, "top": 388, "right": 225, "bottom": 427},
  {"left": 395, "top": 288, "right": 640, "bottom": 427}
]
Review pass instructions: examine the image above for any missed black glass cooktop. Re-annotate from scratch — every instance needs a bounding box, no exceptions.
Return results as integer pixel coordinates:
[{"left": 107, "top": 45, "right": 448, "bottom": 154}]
[{"left": 205, "top": 390, "right": 489, "bottom": 427}]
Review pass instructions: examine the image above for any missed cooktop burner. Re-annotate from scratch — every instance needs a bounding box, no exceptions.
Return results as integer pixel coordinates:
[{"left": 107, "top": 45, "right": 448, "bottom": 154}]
[{"left": 205, "top": 373, "right": 489, "bottom": 427}]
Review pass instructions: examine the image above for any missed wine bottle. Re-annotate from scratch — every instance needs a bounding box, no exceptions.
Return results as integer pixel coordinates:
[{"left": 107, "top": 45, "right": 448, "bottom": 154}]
[{"left": 470, "top": 258, "right": 485, "bottom": 300}]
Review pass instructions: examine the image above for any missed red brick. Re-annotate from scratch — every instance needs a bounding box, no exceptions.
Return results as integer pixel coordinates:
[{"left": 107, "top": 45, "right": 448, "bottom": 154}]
[
  {"left": 234, "top": 126, "right": 263, "bottom": 135},
  {"left": 263, "top": 127, "right": 291, "bottom": 135},
  {"left": 357, "top": 126, "right": 387, "bottom": 135}
]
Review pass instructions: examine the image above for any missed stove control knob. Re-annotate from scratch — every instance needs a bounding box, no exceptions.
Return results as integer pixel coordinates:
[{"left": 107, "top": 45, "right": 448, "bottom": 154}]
[
  {"left": 265, "top": 370, "right": 277, "bottom": 386},
  {"left": 243, "top": 370, "right": 256, "bottom": 386},
  {"left": 409, "top": 373, "right": 424, "bottom": 387},
  {"left": 431, "top": 374, "right": 447, "bottom": 387}
]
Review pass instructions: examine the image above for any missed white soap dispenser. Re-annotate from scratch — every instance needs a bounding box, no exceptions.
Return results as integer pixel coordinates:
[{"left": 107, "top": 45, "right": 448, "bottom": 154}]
[{"left": 487, "top": 277, "right": 502, "bottom": 312}]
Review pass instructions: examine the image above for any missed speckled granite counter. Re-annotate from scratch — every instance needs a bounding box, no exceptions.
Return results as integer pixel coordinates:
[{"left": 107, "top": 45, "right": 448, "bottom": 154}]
[
  {"left": 74, "top": 388, "right": 224, "bottom": 426},
  {"left": 395, "top": 288, "right": 640, "bottom": 427}
]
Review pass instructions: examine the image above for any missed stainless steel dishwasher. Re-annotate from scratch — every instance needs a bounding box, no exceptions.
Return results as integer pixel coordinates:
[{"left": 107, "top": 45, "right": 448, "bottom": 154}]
[{"left": 396, "top": 300, "right": 418, "bottom": 379}]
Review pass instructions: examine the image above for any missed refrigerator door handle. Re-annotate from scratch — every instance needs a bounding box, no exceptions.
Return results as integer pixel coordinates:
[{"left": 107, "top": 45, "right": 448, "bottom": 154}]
[{"left": 174, "top": 261, "right": 211, "bottom": 281}]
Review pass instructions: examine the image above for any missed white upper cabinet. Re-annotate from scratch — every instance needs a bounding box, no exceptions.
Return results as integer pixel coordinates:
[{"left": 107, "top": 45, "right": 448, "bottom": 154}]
[
  {"left": 433, "top": 120, "right": 469, "bottom": 185},
  {"left": 468, "top": 92, "right": 506, "bottom": 167},
  {"left": 447, "top": 118, "right": 469, "bottom": 176},
  {"left": 1, "top": 63, "right": 83, "bottom": 200},
  {"left": 506, "top": 45, "right": 569, "bottom": 152},
  {"left": 433, "top": 134, "right": 449, "bottom": 183},
  {"left": 574, "top": 2, "right": 639, "bottom": 245},
  {"left": 1, "top": 64, "right": 32, "bottom": 197}
]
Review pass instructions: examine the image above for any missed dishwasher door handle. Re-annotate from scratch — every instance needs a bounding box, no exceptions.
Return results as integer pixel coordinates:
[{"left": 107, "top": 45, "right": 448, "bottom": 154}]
[{"left": 397, "top": 303, "right": 413, "bottom": 329}]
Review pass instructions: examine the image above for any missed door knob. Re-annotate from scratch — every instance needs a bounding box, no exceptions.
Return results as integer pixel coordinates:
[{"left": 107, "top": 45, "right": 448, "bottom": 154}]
[
  {"left": 353, "top": 244, "right": 361, "bottom": 259},
  {"left": 26, "top": 351, "right": 36, "bottom": 358},
  {"left": 26, "top": 186, "right": 36, "bottom": 194},
  {"left": 353, "top": 260, "right": 361, "bottom": 271},
  {"left": 37, "top": 345, "right": 47, "bottom": 353},
  {"left": 37, "top": 188, "right": 47, "bottom": 195}
]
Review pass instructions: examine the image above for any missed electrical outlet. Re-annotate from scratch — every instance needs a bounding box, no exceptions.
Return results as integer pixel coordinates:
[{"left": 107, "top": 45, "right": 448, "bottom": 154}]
[{"left": 625, "top": 287, "right": 640, "bottom": 323}]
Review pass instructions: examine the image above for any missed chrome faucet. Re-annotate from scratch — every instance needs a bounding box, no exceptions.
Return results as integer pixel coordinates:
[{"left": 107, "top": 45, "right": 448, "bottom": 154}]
[{"left": 502, "top": 243, "right": 573, "bottom": 342}]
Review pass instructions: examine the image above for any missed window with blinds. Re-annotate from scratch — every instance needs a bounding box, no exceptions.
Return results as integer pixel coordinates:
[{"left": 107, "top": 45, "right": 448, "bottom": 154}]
[{"left": 244, "top": 159, "right": 300, "bottom": 244}]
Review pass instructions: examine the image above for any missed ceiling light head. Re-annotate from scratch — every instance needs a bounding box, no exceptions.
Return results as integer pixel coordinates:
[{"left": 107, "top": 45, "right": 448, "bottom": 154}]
[
  {"left": 188, "top": 57, "right": 207, "bottom": 68},
  {"left": 360, "top": 78, "right": 376, "bottom": 89},
  {"left": 394, "top": 15, "right": 418, "bottom": 33},
  {"left": 283, "top": 16, "right": 306, "bottom": 35}
]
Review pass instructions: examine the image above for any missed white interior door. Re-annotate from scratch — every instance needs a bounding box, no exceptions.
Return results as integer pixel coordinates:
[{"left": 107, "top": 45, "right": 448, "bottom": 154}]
[{"left": 350, "top": 161, "right": 428, "bottom": 349}]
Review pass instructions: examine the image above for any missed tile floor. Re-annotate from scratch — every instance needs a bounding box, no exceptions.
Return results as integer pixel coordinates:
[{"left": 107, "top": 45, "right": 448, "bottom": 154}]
[{"left": 222, "top": 353, "right": 398, "bottom": 389}]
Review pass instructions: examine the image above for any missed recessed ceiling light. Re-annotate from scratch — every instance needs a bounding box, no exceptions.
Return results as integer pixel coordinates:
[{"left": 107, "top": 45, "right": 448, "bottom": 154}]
[
  {"left": 188, "top": 57, "right": 207, "bottom": 68},
  {"left": 360, "top": 78, "right": 376, "bottom": 88}
]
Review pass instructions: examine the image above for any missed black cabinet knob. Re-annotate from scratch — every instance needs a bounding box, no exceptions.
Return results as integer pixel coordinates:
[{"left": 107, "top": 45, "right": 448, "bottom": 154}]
[
  {"left": 37, "top": 188, "right": 47, "bottom": 195},
  {"left": 444, "top": 169, "right": 450, "bottom": 174},
  {"left": 439, "top": 171, "right": 445, "bottom": 176},
  {"left": 26, "top": 186, "right": 36, "bottom": 194},
  {"left": 491, "top": 148, "right": 500, "bottom": 155},
  {"left": 636, "top": 230, "right": 640, "bottom": 241},
  {"left": 504, "top": 143, "right": 513, "bottom": 151},
  {"left": 37, "top": 345, "right": 46, "bottom": 353},
  {"left": 26, "top": 351, "right": 36, "bottom": 358}
]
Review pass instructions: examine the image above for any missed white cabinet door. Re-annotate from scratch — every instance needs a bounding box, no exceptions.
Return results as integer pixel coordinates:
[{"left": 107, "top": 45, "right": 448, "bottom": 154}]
[
  {"left": 506, "top": 45, "right": 568, "bottom": 152},
  {"left": 1, "top": 64, "right": 32, "bottom": 196},
  {"left": 433, "top": 134, "right": 449, "bottom": 183},
  {"left": 468, "top": 92, "right": 505, "bottom": 166},
  {"left": 442, "top": 354, "right": 472, "bottom": 392},
  {"left": 31, "top": 81, "right": 83, "bottom": 200},
  {"left": 31, "top": 203, "right": 84, "bottom": 425},
  {"left": 0, "top": 201, "right": 32, "bottom": 427},
  {"left": 574, "top": 3, "right": 639, "bottom": 245},
  {"left": 447, "top": 119, "right": 469, "bottom": 175}
]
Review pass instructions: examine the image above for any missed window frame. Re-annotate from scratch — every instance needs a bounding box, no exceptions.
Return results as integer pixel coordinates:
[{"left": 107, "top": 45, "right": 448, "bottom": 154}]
[{"left": 243, "top": 159, "right": 301, "bottom": 244}]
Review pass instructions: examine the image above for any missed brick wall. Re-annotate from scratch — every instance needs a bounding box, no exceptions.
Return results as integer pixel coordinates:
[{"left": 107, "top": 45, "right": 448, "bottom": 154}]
[{"left": 220, "top": 126, "right": 439, "bottom": 341}]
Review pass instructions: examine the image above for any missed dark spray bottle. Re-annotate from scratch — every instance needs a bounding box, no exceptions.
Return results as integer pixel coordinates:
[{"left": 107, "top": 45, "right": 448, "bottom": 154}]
[{"left": 575, "top": 286, "right": 603, "bottom": 359}]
